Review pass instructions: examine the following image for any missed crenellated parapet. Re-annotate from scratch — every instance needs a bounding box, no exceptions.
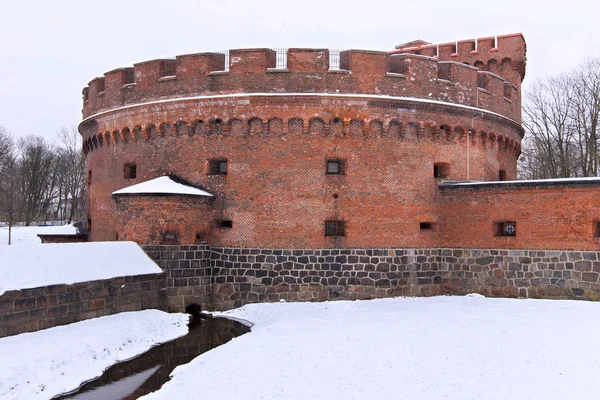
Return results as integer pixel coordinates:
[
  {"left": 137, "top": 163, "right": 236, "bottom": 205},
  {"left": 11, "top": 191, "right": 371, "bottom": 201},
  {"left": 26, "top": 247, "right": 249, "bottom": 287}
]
[
  {"left": 392, "top": 33, "right": 527, "bottom": 84},
  {"left": 82, "top": 38, "right": 525, "bottom": 124}
]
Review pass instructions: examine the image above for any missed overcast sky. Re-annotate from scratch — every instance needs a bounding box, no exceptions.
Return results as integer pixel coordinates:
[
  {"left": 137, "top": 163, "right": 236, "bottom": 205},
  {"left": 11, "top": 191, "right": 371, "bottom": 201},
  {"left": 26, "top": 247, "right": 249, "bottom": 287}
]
[{"left": 1, "top": 0, "right": 599, "bottom": 142}]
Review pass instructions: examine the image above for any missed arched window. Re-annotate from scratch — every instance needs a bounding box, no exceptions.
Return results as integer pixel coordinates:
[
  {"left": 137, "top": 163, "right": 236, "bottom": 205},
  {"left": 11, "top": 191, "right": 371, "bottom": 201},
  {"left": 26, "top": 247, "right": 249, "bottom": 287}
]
[
  {"left": 288, "top": 118, "right": 303, "bottom": 135},
  {"left": 228, "top": 119, "right": 244, "bottom": 136},
  {"left": 248, "top": 117, "right": 263, "bottom": 135},
  {"left": 349, "top": 119, "right": 363, "bottom": 136},
  {"left": 268, "top": 117, "right": 283, "bottom": 135},
  {"left": 211, "top": 119, "right": 224, "bottom": 135},
  {"left": 175, "top": 121, "right": 189, "bottom": 136},
  {"left": 370, "top": 120, "right": 383, "bottom": 136},
  {"left": 331, "top": 118, "right": 344, "bottom": 136},
  {"left": 388, "top": 120, "right": 401, "bottom": 137},
  {"left": 309, "top": 118, "right": 325, "bottom": 135}
]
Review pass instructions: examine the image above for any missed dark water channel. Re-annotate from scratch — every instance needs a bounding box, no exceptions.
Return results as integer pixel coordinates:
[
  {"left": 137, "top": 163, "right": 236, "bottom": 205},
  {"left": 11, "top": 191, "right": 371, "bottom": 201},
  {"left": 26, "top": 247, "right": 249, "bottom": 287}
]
[{"left": 54, "top": 317, "right": 250, "bottom": 400}]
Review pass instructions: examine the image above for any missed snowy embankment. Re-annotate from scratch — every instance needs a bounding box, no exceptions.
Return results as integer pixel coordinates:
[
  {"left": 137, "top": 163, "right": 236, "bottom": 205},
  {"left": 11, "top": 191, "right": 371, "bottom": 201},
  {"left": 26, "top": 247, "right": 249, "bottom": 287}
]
[
  {"left": 142, "top": 296, "right": 600, "bottom": 400},
  {"left": 0, "top": 310, "right": 189, "bottom": 400},
  {"left": 0, "top": 241, "right": 163, "bottom": 295},
  {"left": 0, "top": 224, "right": 77, "bottom": 245}
]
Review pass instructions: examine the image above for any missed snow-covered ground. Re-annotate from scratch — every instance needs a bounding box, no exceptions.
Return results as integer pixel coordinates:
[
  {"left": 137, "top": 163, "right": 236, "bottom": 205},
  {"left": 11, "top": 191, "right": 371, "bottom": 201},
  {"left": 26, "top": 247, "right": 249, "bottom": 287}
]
[
  {"left": 0, "top": 241, "right": 163, "bottom": 295},
  {"left": 0, "top": 310, "right": 189, "bottom": 400},
  {"left": 0, "top": 224, "right": 77, "bottom": 245},
  {"left": 141, "top": 296, "right": 600, "bottom": 400}
]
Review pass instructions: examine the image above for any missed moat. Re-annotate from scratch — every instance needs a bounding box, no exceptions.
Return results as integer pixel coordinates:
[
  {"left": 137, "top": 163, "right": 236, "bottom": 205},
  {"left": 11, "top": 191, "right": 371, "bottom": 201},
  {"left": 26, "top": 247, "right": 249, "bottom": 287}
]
[{"left": 55, "top": 317, "right": 250, "bottom": 400}]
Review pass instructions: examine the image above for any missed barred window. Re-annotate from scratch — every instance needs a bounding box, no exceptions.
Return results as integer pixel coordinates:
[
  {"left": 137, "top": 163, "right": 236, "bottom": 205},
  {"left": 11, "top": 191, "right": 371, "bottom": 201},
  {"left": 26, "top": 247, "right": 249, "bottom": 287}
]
[
  {"left": 495, "top": 221, "right": 516, "bottom": 237},
  {"left": 325, "top": 220, "right": 345, "bottom": 237},
  {"left": 209, "top": 159, "right": 228, "bottom": 175},
  {"left": 326, "top": 159, "right": 345, "bottom": 175}
]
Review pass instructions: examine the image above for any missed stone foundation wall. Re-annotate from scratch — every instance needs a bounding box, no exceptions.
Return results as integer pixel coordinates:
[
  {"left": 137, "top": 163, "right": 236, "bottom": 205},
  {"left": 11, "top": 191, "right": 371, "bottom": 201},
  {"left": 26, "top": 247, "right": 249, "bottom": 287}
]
[
  {"left": 0, "top": 273, "right": 166, "bottom": 338},
  {"left": 143, "top": 244, "right": 212, "bottom": 312},
  {"left": 209, "top": 247, "right": 444, "bottom": 310},
  {"left": 197, "top": 246, "right": 600, "bottom": 310},
  {"left": 440, "top": 248, "right": 600, "bottom": 300}
]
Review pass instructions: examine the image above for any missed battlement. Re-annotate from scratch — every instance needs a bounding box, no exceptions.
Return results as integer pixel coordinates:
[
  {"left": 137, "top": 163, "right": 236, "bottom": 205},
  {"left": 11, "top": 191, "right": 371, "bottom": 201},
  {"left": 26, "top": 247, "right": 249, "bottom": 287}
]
[
  {"left": 82, "top": 35, "right": 525, "bottom": 123},
  {"left": 392, "top": 33, "right": 527, "bottom": 82}
]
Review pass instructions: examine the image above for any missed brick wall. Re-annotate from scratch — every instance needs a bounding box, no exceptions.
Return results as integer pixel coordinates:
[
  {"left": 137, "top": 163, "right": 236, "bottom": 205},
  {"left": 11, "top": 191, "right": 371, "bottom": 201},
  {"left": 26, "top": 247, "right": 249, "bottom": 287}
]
[
  {"left": 439, "top": 181, "right": 600, "bottom": 250},
  {"left": 80, "top": 36, "right": 525, "bottom": 248},
  {"left": 84, "top": 101, "right": 521, "bottom": 247},
  {"left": 115, "top": 196, "right": 212, "bottom": 245},
  {"left": 0, "top": 273, "right": 166, "bottom": 338}
]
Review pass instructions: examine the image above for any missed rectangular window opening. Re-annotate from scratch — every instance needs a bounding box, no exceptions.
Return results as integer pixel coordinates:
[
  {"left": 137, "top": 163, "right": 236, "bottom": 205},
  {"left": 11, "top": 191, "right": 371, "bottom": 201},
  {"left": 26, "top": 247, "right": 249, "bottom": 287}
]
[
  {"left": 124, "top": 163, "right": 137, "bottom": 179},
  {"left": 325, "top": 220, "right": 345, "bottom": 237},
  {"left": 326, "top": 159, "right": 345, "bottom": 175},
  {"left": 495, "top": 221, "right": 516, "bottom": 237},
  {"left": 420, "top": 222, "right": 434, "bottom": 230},
  {"left": 593, "top": 221, "right": 600, "bottom": 238},
  {"left": 499, "top": 170, "right": 507, "bottom": 181},
  {"left": 209, "top": 159, "right": 228, "bottom": 175},
  {"left": 163, "top": 231, "right": 178, "bottom": 241},
  {"left": 218, "top": 220, "right": 233, "bottom": 228},
  {"left": 434, "top": 163, "right": 450, "bottom": 179}
]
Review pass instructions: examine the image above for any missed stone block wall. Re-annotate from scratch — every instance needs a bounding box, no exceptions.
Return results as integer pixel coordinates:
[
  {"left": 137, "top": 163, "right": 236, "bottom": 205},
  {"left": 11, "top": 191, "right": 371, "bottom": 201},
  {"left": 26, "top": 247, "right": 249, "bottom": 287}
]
[
  {"left": 209, "top": 247, "right": 444, "bottom": 310},
  {"left": 143, "top": 244, "right": 212, "bottom": 312},
  {"left": 0, "top": 273, "right": 166, "bottom": 338},
  {"left": 440, "top": 248, "right": 600, "bottom": 300},
  {"left": 163, "top": 246, "right": 600, "bottom": 310}
]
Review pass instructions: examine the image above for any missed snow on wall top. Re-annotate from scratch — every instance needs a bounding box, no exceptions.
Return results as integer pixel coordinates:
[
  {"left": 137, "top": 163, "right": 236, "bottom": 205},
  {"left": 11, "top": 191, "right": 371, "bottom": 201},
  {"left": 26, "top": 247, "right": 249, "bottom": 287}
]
[
  {"left": 439, "top": 177, "right": 600, "bottom": 188},
  {"left": 112, "top": 176, "right": 213, "bottom": 197},
  {"left": 0, "top": 241, "right": 163, "bottom": 295}
]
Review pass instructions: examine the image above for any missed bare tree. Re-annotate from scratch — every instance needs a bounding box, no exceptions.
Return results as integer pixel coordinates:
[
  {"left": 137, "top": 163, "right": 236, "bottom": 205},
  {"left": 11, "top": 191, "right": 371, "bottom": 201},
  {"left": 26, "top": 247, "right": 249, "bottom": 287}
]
[
  {"left": 0, "top": 125, "right": 12, "bottom": 170},
  {"left": 522, "top": 75, "right": 575, "bottom": 178},
  {"left": 570, "top": 57, "right": 600, "bottom": 177},
  {"left": 521, "top": 56, "right": 600, "bottom": 179},
  {"left": 0, "top": 128, "right": 21, "bottom": 244},
  {"left": 54, "top": 127, "right": 86, "bottom": 223},
  {"left": 18, "top": 135, "right": 56, "bottom": 225}
]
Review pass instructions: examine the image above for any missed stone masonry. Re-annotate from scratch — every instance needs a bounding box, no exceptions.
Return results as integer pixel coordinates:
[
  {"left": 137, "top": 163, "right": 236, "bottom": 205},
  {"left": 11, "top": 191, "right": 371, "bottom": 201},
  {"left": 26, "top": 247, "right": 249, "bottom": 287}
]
[
  {"left": 143, "top": 245, "right": 600, "bottom": 311},
  {"left": 0, "top": 273, "right": 166, "bottom": 338}
]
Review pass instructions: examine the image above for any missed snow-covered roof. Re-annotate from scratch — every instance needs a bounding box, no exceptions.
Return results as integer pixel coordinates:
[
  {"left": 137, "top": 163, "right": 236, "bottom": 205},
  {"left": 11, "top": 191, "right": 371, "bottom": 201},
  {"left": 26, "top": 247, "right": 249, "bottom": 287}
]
[{"left": 112, "top": 176, "right": 213, "bottom": 197}]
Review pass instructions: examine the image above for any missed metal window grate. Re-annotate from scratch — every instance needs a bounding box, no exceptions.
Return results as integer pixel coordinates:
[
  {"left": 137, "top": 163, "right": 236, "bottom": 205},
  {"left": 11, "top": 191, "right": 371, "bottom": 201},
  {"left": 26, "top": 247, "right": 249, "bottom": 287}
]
[
  {"left": 326, "top": 159, "right": 345, "bottom": 175},
  {"left": 325, "top": 220, "right": 345, "bottom": 237},
  {"left": 217, "top": 50, "right": 230, "bottom": 72},
  {"left": 495, "top": 221, "right": 516, "bottom": 237},
  {"left": 329, "top": 49, "right": 342, "bottom": 71},
  {"left": 209, "top": 159, "right": 228, "bottom": 175},
  {"left": 271, "top": 48, "right": 288, "bottom": 69},
  {"left": 214, "top": 48, "right": 344, "bottom": 71}
]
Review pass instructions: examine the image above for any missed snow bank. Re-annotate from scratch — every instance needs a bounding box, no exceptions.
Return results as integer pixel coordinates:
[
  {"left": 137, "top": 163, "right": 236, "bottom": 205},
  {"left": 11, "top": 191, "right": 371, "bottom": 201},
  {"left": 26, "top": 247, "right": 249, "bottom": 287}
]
[
  {"left": 0, "top": 310, "right": 189, "bottom": 400},
  {"left": 0, "top": 224, "right": 77, "bottom": 245},
  {"left": 112, "top": 176, "right": 213, "bottom": 197},
  {"left": 0, "top": 241, "right": 163, "bottom": 295},
  {"left": 141, "top": 296, "right": 600, "bottom": 400}
]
